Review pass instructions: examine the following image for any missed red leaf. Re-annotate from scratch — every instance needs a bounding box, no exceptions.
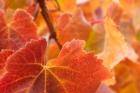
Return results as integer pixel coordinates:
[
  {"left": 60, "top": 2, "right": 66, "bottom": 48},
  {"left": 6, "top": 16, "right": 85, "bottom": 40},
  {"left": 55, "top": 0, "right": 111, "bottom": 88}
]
[
  {"left": 0, "top": 9, "right": 38, "bottom": 50},
  {"left": 0, "top": 39, "right": 111, "bottom": 93},
  {"left": 0, "top": 49, "right": 13, "bottom": 74}
]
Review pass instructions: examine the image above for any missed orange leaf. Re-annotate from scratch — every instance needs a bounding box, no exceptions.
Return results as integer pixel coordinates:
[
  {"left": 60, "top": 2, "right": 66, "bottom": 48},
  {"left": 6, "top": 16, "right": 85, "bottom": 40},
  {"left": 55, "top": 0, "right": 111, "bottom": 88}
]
[
  {"left": 47, "top": 42, "right": 60, "bottom": 60},
  {"left": 5, "top": 0, "right": 32, "bottom": 10},
  {"left": 112, "top": 59, "right": 140, "bottom": 93},
  {"left": 0, "top": 39, "right": 111, "bottom": 93},
  {"left": 56, "top": 10, "right": 91, "bottom": 45},
  {"left": 0, "top": 9, "right": 38, "bottom": 50},
  {"left": 58, "top": 0, "right": 77, "bottom": 12}
]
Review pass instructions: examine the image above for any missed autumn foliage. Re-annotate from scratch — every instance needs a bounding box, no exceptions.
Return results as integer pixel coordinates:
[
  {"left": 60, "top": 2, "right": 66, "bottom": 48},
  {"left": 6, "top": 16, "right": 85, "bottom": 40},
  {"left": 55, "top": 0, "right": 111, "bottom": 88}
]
[{"left": 0, "top": 0, "right": 140, "bottom": 93}]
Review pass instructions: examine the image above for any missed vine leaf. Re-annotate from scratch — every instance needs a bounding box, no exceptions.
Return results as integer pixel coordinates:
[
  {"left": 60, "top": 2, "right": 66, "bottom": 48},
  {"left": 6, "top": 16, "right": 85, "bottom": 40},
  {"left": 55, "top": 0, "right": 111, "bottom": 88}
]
[
  {"left": 0, "top": 39, "right": 111, "bottom": 93},
  {"left": 98, "top": 17, "right": 138, "bottom": 68},
  {"left": 0, "top": 9, "right": 38, "bottom": 51},
  {"left": 112, "top": 59, "right": 140, "bottom": 93},
  {"left": 56, "top": 10, "right": 92, "bottom": 45},
  {"left": 0, "top": 49, "right": 13, "bottom": 74}
]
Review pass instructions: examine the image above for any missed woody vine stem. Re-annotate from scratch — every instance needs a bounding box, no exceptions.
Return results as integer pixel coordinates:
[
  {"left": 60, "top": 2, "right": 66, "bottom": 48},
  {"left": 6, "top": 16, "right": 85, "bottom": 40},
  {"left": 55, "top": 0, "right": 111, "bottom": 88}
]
[{"left": 37, "top": 0, "right": 62, "bottom": 49}]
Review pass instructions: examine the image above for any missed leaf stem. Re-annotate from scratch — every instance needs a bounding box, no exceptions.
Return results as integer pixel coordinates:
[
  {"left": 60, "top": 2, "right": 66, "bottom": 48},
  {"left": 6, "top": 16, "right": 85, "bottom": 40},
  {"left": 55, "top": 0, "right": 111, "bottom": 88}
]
[{"left": 37, "top": 0, "right": 62, "bottom": 49}]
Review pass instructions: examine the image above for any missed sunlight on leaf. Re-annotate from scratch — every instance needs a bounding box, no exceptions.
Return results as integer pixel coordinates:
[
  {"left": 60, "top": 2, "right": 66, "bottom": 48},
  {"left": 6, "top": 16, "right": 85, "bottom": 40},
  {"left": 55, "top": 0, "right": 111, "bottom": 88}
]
[{"left": 98, "top": 17, "right": 138, "bottom": 68}]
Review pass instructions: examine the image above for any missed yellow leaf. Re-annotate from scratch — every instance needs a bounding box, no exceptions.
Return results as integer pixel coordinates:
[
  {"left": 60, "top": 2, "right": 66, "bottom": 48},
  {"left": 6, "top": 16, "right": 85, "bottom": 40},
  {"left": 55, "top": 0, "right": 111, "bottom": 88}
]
[{"left": 98, "top": 17, "right": 138, "bottom": 68}]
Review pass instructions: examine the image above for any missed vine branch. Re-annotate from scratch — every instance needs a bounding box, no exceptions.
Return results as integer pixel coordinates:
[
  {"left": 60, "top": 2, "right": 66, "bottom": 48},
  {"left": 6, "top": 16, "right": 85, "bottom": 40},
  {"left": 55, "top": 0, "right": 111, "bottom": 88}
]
[{"left": 37, "top": 0, "right": 62, "bottom": 49}]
